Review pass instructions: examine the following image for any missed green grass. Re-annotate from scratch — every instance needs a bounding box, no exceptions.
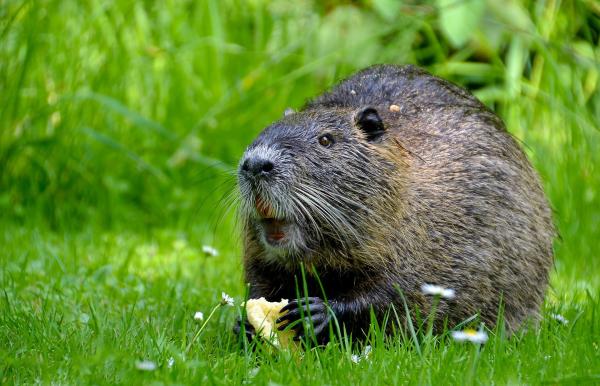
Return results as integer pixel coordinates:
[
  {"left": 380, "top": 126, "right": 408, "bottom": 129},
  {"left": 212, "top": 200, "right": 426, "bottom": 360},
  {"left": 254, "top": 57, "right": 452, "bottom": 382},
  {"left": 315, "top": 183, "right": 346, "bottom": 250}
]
[
  {"left": 1, "top": 0, "right": 599, "bottom": 384},
  {"left": 2, "top": 227, "right": 598, "bottom": 384}
]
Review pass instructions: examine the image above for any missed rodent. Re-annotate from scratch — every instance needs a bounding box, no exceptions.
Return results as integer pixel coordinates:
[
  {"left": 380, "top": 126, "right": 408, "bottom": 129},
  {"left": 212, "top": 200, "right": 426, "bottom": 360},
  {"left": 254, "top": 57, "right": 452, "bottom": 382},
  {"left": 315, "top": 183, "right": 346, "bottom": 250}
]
[{"left": 236, "top": 64, "right": 555, "bottom": 342}]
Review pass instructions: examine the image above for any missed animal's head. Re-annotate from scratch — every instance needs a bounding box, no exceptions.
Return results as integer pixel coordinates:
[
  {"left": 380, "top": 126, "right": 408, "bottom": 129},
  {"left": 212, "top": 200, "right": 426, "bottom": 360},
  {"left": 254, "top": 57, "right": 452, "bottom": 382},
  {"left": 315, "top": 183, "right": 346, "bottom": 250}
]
[{"left": 238, "top": 106, "right": 405, "bottom": 263}]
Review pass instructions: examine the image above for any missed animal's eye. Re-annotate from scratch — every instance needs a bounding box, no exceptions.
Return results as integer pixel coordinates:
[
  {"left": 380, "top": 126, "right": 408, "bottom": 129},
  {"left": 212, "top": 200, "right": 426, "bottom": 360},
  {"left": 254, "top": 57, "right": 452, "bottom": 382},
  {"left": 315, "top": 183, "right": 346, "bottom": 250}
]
[{"left": 318, "top": 134, "right": 334, "bottom": 148}]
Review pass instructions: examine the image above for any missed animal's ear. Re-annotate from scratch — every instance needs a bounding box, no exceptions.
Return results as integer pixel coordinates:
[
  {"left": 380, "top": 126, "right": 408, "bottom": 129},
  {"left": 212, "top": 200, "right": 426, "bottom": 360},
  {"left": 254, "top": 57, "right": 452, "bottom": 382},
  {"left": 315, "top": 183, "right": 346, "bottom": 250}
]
[{"left": 354, "top": 107, "right": 385, "bottom": 141}]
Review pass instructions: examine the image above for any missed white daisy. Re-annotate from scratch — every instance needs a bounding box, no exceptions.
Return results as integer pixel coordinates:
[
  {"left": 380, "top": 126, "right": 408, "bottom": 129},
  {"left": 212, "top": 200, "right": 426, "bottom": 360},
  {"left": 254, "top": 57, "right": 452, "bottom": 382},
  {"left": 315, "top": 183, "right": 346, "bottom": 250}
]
[
  {"left": 221, "top": 292, "right": 234, "bottom": 307},
  {"left": 451, "top": 328, "right": 488, "bottom": 344},
  {"left": 350, "top": 345, "right": 372, "bottom": 364},
  {"left": 202, "top": 245, "right": 219, "bottom": 257},
  {"left": 167, "top": 357, "right": 175, "bottom": 369},
  {"left": 421, "top": 283, "right": 456, "bottom": 299},
  {"left": 79, "top": 313, "right": 90, "bottom": 324},
  {"left": 194, "top": 311, "right": 204, "bottom": 321},
  {"left": 135, "top": 360, "right": 157, "bottom": 371},
  {"left": 551, "top": 313, "right": 569, "bottom": 324}
]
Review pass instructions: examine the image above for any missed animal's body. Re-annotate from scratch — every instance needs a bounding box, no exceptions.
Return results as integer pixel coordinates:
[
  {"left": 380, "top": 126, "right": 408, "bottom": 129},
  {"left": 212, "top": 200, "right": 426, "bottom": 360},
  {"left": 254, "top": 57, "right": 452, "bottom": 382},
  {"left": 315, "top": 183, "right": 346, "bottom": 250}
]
[{"left": 236, "top": 64, "right": 554, "bottom": 341}]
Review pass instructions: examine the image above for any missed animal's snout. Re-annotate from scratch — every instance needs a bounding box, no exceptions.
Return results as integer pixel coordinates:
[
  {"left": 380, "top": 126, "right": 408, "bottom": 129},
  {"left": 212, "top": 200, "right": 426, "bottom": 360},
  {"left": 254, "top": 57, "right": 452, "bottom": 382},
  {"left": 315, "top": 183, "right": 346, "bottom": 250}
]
[{"left": 241, "top": 156, "right": 275, "bottom": 177}]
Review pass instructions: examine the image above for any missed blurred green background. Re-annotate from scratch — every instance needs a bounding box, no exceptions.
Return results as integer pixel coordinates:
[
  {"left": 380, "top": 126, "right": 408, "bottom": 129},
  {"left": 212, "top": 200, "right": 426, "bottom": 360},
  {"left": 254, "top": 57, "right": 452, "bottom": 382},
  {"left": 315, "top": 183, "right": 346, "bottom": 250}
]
[
  {"left": 2, "top": 0, "right": 598, "bottom": 284},
  {"left": 0, "top": 0, "right": 599, "bottom": 382}
]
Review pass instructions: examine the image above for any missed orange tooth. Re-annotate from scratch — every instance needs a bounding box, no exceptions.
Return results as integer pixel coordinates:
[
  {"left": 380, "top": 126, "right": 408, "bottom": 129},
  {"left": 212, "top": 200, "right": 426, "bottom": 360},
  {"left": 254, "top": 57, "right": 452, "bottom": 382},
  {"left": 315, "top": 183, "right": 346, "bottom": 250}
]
[{"left": 255, "top": 195, "right": 274, "bottom": 218}]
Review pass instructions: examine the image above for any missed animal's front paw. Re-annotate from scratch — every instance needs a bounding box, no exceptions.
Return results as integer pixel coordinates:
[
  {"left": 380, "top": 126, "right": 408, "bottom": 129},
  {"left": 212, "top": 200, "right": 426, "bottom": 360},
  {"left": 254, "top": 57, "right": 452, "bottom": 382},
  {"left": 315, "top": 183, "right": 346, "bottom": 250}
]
[
  {"left": 276, "top": 297, "right": 332, "bottom": 342},
  {"left": 233, "top": 317, "right": 256, "bottom": 343}
]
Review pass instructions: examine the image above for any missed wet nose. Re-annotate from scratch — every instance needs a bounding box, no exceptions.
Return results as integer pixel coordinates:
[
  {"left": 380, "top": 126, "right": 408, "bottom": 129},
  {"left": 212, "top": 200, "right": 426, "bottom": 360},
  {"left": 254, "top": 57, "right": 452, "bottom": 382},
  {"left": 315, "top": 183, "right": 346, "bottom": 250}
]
[{"left": 241, "top": 156, "right": 274, "bottom": 176}]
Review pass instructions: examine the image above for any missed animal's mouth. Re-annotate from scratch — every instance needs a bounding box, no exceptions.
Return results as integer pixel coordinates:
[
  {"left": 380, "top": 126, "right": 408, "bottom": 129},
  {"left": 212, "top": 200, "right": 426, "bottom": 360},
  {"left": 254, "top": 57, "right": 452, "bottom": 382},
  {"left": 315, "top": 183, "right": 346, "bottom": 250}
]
[
  {"left": 255, "top": 195, "right": 289, "bottom": 245},
  {"left": 261, "top": 218, "right": 287, "bottom": 244}
]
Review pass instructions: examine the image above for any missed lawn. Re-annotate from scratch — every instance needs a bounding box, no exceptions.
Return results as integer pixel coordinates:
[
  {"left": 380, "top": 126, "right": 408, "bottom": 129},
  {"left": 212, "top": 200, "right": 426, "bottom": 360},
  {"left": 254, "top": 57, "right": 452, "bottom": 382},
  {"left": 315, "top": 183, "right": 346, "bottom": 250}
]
[{"left": 1, "top": 1, "right": 599, "bottom": 384}]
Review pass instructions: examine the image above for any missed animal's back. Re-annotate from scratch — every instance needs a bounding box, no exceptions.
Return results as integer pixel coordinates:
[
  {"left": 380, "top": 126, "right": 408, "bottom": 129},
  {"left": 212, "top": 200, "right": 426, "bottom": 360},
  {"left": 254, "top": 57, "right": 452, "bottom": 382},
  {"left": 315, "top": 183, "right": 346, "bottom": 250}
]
[{"left": 306, "top": 64, "right": 481, "bottom": 111}]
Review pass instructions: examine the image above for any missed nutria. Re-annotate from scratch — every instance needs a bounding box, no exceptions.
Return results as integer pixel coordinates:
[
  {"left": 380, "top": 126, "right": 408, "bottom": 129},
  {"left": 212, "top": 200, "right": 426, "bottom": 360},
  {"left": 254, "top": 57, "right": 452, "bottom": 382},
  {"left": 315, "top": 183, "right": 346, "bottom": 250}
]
[{"left": 235, "top": 64, "right": 554, "bottom": 342}]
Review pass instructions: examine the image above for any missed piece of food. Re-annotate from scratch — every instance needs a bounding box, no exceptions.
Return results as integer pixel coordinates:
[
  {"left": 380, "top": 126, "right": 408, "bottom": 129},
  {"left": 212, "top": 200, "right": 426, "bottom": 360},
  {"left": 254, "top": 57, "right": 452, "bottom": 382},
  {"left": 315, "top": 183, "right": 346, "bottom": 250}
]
[{"left": 244, "top": 297, "right": 295, "bottom": 347}]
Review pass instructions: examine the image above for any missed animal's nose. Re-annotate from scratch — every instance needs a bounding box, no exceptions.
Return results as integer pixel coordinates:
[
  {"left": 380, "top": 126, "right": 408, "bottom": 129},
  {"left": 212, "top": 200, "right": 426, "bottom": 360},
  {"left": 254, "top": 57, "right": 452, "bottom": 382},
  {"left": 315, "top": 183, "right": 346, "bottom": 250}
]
[{"left": 241, "top": 156, "right": 274, "bottom": 176}]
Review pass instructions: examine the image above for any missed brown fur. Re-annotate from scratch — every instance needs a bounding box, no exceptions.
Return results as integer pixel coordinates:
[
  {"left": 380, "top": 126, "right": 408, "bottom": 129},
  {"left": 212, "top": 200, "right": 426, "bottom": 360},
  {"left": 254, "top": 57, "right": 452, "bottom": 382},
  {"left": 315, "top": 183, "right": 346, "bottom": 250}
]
[{"left": 237, "top": 65, "right": 555, "bottom": 340}]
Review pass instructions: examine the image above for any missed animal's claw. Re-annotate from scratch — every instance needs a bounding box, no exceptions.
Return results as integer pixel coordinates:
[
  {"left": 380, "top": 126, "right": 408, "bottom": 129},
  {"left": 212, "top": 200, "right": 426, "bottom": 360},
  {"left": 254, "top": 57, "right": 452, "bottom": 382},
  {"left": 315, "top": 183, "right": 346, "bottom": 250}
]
[{"left": 276, "top": 296, "right": 332, "bottom": 343}]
